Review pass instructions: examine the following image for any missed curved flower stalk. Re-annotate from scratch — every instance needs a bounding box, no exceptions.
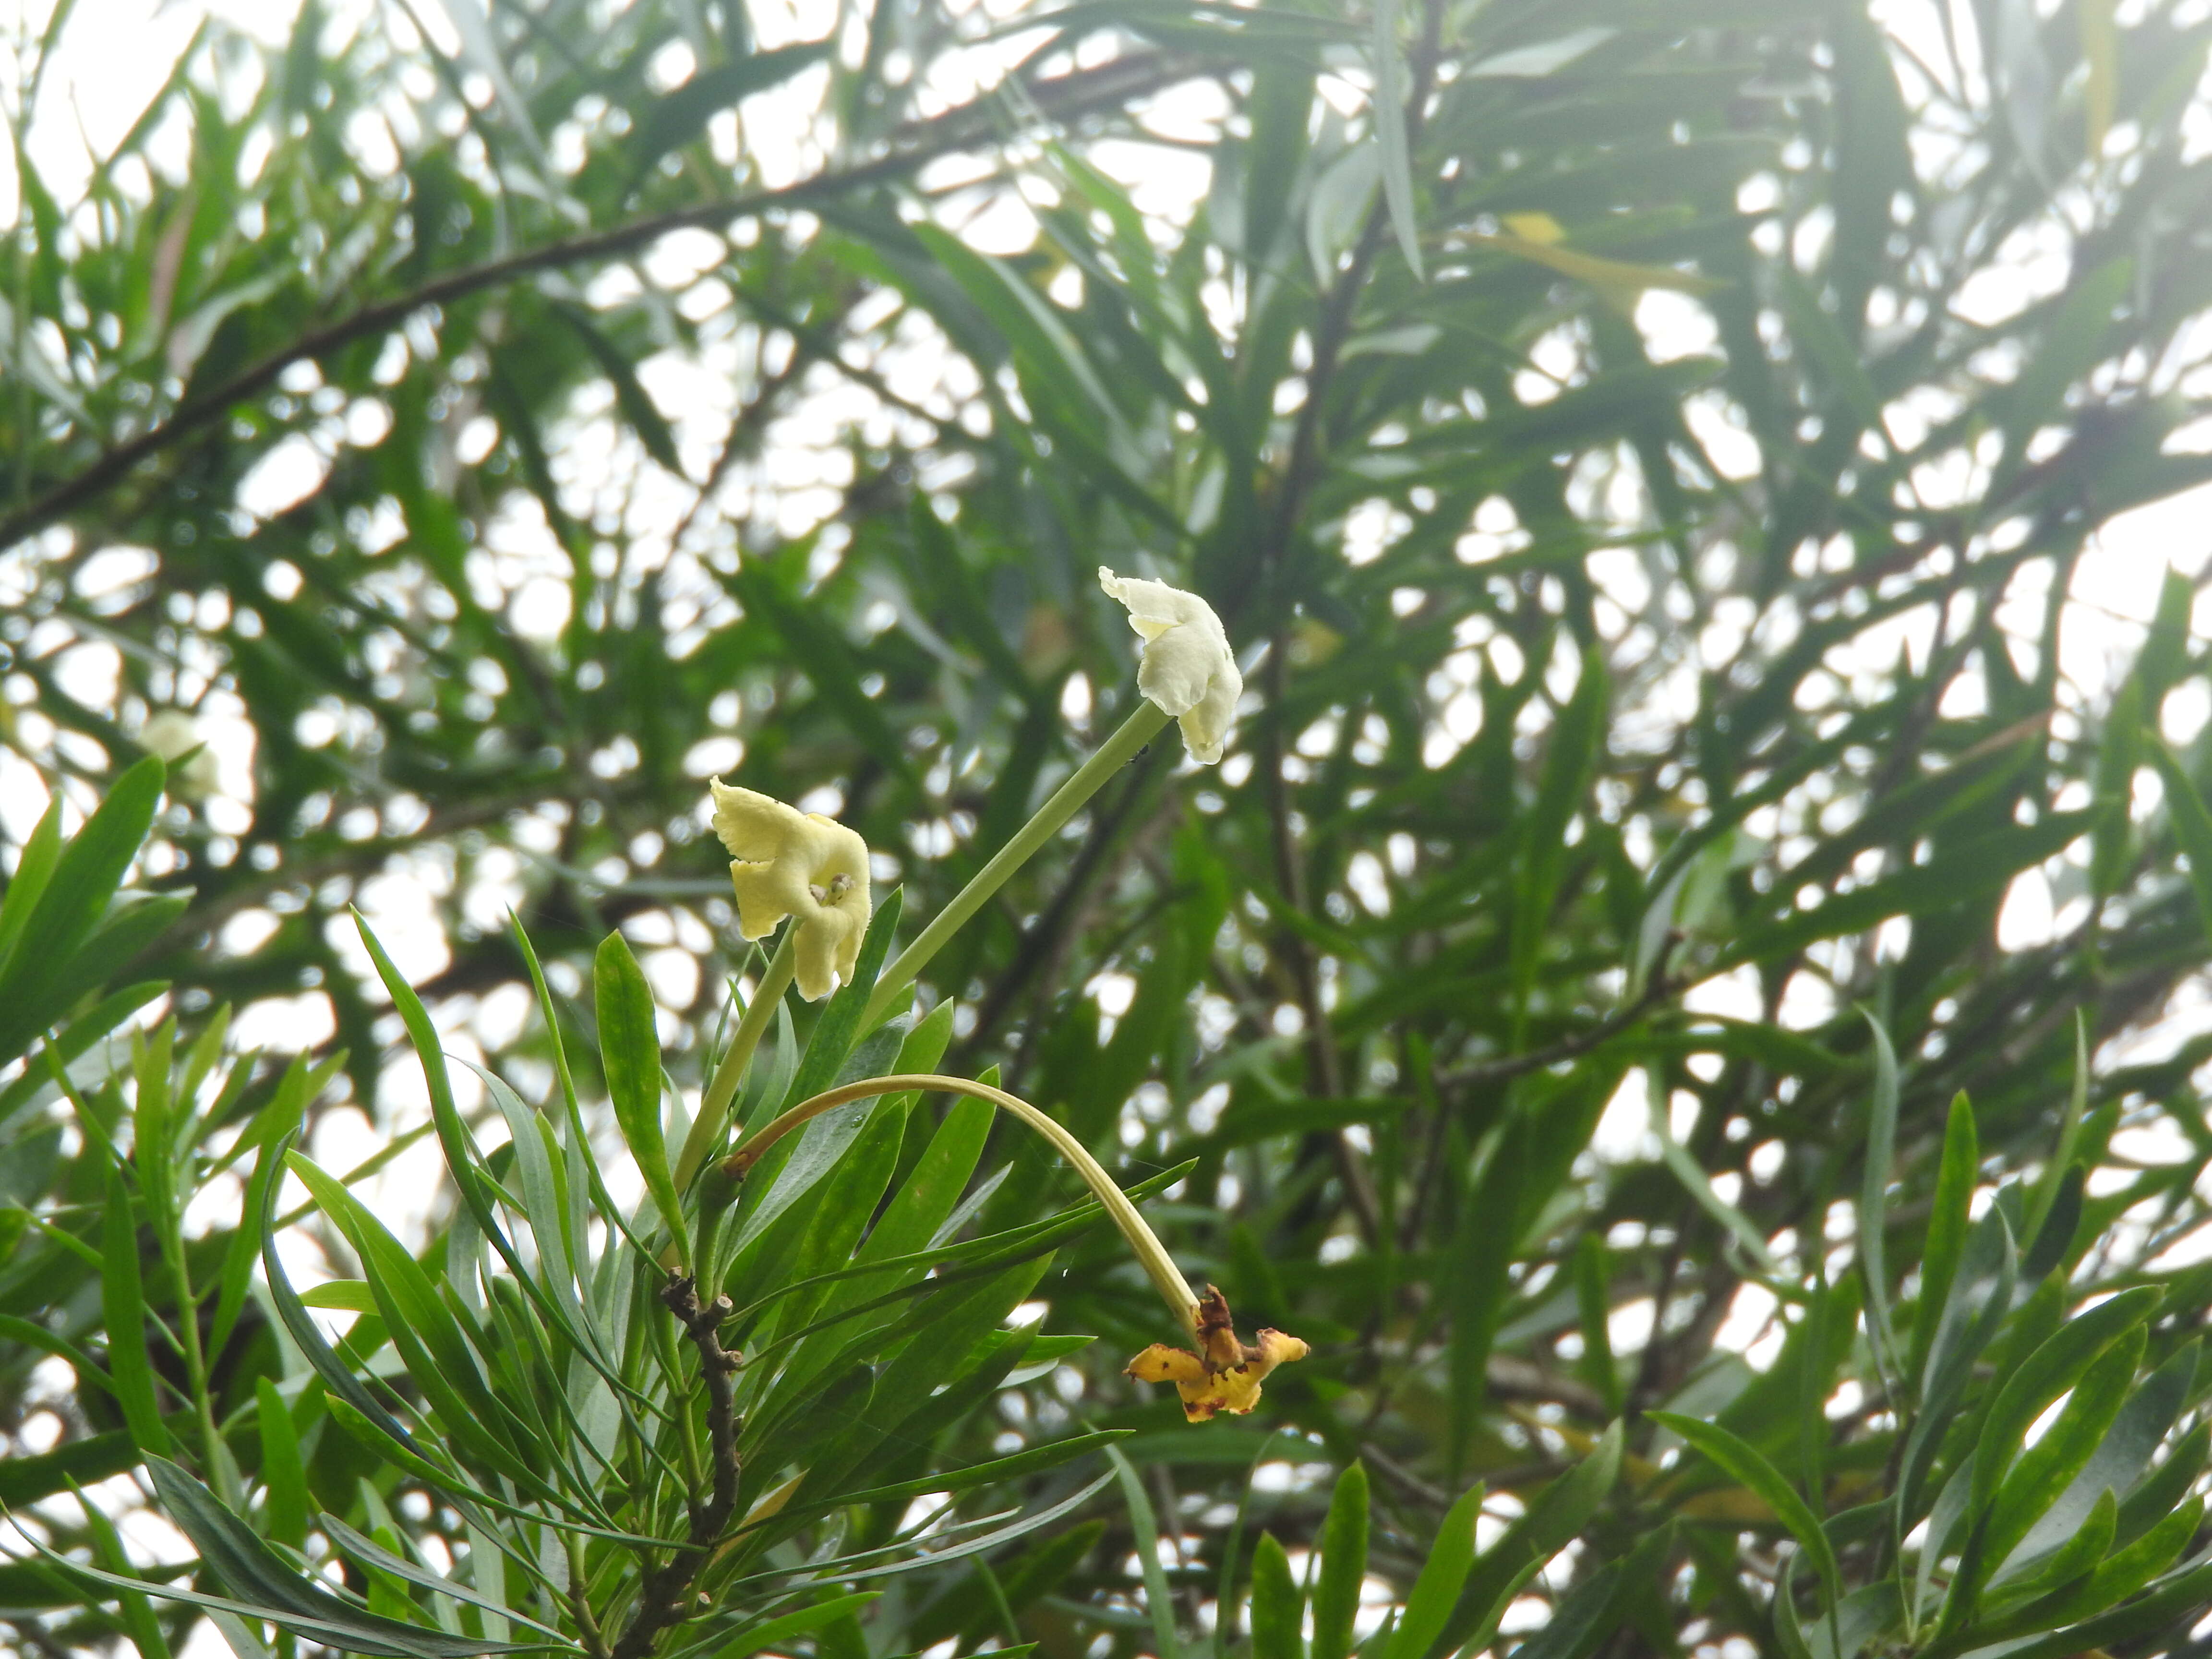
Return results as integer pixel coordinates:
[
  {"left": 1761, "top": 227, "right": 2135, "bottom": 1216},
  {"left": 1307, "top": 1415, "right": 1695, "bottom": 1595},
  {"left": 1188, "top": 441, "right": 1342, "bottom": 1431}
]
[
  {"left": 709, "top": 781, "right": 872, "bottom": 1001},
  {"left": 721, "top": 1072, "right": 1307, "bottom": 1417},
  {"left": 723, "top": 1071, "right": 1197, "bottom": 1327},
  {"left": 673, "top": 925, "right": 799, "bottom": 1190},
  {"left": 1098, "top": 567, "right": 1242, "bottom": 764}
]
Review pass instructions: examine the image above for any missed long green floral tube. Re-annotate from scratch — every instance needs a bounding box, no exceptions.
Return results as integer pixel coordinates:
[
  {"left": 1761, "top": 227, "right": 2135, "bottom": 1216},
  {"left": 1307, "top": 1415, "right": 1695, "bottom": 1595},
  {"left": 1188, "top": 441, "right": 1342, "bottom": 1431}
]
[
  {"left": 721, "top": 1071, "right": 1308, "bottom": 1421},
  {"left": 858, "top": 700, "right": 1167, "bottom": 1031}
]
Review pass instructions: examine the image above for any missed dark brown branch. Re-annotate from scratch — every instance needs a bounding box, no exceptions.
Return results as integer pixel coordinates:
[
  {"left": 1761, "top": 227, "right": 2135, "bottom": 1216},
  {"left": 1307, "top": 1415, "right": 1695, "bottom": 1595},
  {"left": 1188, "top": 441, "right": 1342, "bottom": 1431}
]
[
  {"left": 1238, "top": 0, "right": 1449, "bottom": 1247},
  {"left": 1435, "top": 956, "right": 1684, "bottom": 1094},
  {"left": 0, "top": 50, "right": 1193, "bottom": 553},
  {"left": 610, "top": 1275, "right": 743, "bottom": 1659}
]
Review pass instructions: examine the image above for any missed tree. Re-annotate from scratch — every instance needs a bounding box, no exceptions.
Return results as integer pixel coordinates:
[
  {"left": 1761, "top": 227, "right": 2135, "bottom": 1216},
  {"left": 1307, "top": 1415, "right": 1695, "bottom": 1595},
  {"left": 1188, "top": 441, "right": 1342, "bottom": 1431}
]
[{"left": 3, "top": 0, "right": 2212, "bottom": 1656}]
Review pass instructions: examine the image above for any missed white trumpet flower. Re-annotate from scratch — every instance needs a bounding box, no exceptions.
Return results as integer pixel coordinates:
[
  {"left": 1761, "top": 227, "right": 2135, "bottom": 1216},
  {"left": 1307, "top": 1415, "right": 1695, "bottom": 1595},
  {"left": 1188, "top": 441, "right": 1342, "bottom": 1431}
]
[
  {"left": 1097, "top": 568, "right": 1241, "bottom": 764},
  {"left": 708, "top": 782, "right": 872, "bottom": 1000}
]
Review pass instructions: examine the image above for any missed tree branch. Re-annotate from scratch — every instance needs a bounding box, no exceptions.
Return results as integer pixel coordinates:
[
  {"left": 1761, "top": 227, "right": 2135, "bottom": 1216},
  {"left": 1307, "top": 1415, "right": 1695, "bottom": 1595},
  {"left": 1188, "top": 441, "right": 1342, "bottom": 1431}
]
[
  {"left": 0, "top": 49, "right": 1194, "bottom": 553},
  {"left": 610, "top": 1274, "right": 743, "bottom": 1659},
  {"left": 1238, "top": 0, "right": 1449, "bottom": 1247},
  {"left": 1436, "top": 955, "right": 1684, "bottom": 1094}
]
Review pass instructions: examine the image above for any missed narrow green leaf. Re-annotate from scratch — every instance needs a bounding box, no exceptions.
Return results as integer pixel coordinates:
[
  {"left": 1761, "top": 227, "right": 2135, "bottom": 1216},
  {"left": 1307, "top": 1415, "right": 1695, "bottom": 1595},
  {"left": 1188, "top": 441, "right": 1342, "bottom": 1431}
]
[
  {"left": 2138, "top": 568, "right": 2195, "bottom": 699},
  {"left": 2080, "top": 0, "right": 2118, "bottom": 157},
  {"left": 0, "top": 755, "right": 164, "bottom": 1064},
  {"left": 0, "top": 1429, "right": 139, "bottom": 1505},
  {"left": 1573, "top": 1237, "right": 1622, "bottom": 1417},
  {"left": 258, "top": 1134, "right": 426, "bottom": 1461},
  {"left": 824, "top": 1472, "right": 1115, "bottom": 1585},
  {"left": 1774, "top": 264, "right": 1882, "bottom": 431},
  {"left": 1648, "top": 1413, "right": 1840, "bottom": 1611},
  {"left": 73, "top": 1471, "right": 174, "bottom": 1659},
  {"left": 1656, "top": 1106, "right": 1776, "bottom": 1273},
  {"left": 831, "top": 1431, "right": 1132, "bottom": 1513},
  {"left": 352, "top": 914, "right": 556, "bottom": 1325},
  {"left": 2006, "top": 1486, "right": 2118, "bottom": 1602},
  {"left": 711, "top": 1593, "right": 881, "bottom": 1659},
  {"left": 624, "top": 44, "right": 827, "bottom": 180},
  {"left": 1717, "top": 812, "right": 2096, "bottom": 970},
  {"left": 1370, "top": 0, "right": 1423, "bottom": 279},
  {"left": 1982, "top": 1325, "right": 2143, "bottom": 1581},
  {"left": 2149, "top": 738, "right": 2212, "bottom": 943},
  {"left": 1430, "top": 1422, "right": 1621, "bottom": 1659},
  {"left": 1385, "top": 1483, "right": 1481, "bottom": 1659},
  {"left": 254, "top": 1377, "right": 308, "bottom": 1549},
  {"left": 320, "top": 1515, "right": 570, "bottom": 1641},
  {"left": 1904, "top": 1204, "right": 2017, "bottom": 1519},
  {"left": 1981, "top": 1556, "right": 2212, "bottom": 1659},
  {"left": 1910, "top": 1093, "right": 1979, "bottom": 1395},
  {"left": 1997, "top": 259, "right": 2131, "bottom": 482},
  {"left": 286, "top": 1152, "right": 554, "bottom": 1497},
  {"left": 1967, "top": 1287, "right": 2163, "bottom": 1522},
  {"left": 553, "top": 302, "right": 683, "bottom": 475},
  {"left": 143, "top": 1457, "right": 539, "bottom": 1656},
  {"left": 212, "top": 1054, "right": 335, "bottom": 1356},
  {"left": 1312, "top": 1461, "right": 1370, "bottom": 1659},
  {"left": 1859, "top": 1010, "right": 1900, "bottom": 1382},
  {"left": 594, "top": 929, "right": 685, "bottom": 1262},
  {"left": 2007, "top": 1340, "right": 2196, "bottom": 1571},
  {"left": 1506, "top": 1522, "right": 1673, "bottom": 1659},
  {"left": 1250, "top": 1531, "right": 1304, "bottom": 1659},
  {"left": 100, "top": 1160, "right": 169, "bottom": 1455},
  {"left": 1510, "top": 648, "right": 1606, "bottom": 1032},
  {"left": 1109, "top": 1445, "right": 1184, "bottom": 1659},
  {"left": 0, "top": 795, "right": 63, "bottom": 975}
]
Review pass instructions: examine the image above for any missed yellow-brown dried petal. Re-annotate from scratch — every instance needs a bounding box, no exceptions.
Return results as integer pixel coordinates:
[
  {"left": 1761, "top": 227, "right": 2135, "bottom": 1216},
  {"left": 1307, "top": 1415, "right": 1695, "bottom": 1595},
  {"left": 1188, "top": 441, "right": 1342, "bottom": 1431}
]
[{"left": 1124, "top": 1345, "right": 1207, "bottom": 1386}]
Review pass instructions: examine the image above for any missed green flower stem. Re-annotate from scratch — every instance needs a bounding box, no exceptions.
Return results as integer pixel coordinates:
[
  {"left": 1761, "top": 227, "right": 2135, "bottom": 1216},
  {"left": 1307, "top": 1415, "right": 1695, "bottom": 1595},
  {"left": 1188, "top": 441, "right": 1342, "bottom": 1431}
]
[
  {"left": 722, "top": 1070, "right": 1200, "bottom": 1335},
  {"left": 860, "top": 700, "right": 1169, "bottom": 1033},
  {"left": 674, "top": 927, "right": 798, "bottom": 1191}
]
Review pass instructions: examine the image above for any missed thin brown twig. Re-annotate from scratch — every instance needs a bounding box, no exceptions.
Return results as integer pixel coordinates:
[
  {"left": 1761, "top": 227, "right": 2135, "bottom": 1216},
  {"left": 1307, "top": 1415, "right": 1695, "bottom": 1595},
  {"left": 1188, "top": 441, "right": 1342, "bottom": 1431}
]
[
  {"left": 1238, "top": 0, "right": 1449, "bottom": 1246},
  {"left": 0, "top": 50, "right": 1194, "bottom": 553},
  {"left": 1436, "top": 955, "right": 1685, "bottom": 1094},
  {"left": 610, "top": 1275, "right": 743, "bottom": 1659}
]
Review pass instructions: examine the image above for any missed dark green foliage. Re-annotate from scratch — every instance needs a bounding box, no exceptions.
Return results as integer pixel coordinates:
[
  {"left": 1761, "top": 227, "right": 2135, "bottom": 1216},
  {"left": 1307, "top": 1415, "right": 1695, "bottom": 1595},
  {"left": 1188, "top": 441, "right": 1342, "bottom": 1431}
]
[{"left": 6, "top": 0, "right": 2212, "bottom": 1657}]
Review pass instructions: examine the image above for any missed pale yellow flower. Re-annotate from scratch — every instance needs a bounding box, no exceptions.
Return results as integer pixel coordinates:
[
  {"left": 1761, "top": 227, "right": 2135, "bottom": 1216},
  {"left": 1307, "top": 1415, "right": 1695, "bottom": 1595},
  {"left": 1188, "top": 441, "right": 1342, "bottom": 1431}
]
[
  {"left": 141, "top": 711, "right": 221, "bottom": 800},
  {"left": 708, "top": 781, "right": 871, "bottom": 1000},
  {"left": 1125, "top": 1286, "right": 1309, "bottom": 1422},
  {"left": 1098, "top": 568, "right": 1241, "bottom": 764}
]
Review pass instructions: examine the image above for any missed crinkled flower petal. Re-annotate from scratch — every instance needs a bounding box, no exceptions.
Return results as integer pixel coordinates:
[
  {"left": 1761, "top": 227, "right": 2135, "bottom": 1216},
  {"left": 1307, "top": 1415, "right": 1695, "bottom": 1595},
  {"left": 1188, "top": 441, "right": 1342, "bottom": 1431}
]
[
  {"left": 1099, "top": 568, "right": 1242, "bottom": 765},
  {"left": 709, "top": 781, "right": 873, "bottom": 999},
  {"left": 1124, "top": 1286, "right": 1307, "bottom": 1423}
]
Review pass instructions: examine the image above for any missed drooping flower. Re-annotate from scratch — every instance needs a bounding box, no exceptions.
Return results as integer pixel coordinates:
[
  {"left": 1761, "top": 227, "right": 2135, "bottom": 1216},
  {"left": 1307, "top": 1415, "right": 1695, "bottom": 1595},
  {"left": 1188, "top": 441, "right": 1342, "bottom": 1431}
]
[
  {"left": 141, "top": 710, "right": 221, "bottom": 800},
  {"left": 708, "top": 781, "right": 872, "bottom": 1001},
  {"left": 1098, "top": 568, "right": 1242, "bottom": 764},
  {"left": 1125, "top": 1285, "right": 1308, "bottom": 1422}
]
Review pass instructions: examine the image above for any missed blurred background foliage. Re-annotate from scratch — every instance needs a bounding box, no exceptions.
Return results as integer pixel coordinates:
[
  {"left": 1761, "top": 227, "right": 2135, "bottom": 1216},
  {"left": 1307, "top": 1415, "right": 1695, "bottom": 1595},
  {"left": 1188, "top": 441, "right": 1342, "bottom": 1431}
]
[{"left": 7, "top": 0, "right": 2212, "bottom": 1653}]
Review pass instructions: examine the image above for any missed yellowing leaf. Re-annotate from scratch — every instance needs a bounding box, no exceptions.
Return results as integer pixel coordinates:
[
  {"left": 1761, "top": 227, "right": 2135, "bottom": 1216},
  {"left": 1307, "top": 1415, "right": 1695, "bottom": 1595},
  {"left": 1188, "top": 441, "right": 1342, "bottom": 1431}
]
[
  {"left": 1462, "top": 225, "right": 1725, "bottom": 315},
  {"left": 1502, "top": 212, "right": 1567, "bottom": 245},
  {"left": 2081, "top": 0, "right": 2118, "bottom": 160}
]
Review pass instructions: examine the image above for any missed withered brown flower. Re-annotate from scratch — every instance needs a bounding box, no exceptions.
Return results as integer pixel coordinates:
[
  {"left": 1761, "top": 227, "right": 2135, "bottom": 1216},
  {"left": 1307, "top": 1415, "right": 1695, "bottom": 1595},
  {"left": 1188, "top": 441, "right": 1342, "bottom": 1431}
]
[{"left": 1125, "top": 1286, "right": 1308, "bottom": 1423}]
